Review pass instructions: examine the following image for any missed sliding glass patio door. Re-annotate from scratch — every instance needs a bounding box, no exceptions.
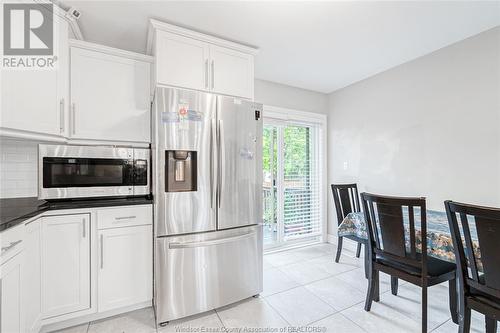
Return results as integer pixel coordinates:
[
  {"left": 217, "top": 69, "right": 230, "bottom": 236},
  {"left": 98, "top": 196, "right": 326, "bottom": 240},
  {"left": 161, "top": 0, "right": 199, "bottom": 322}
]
[{"left": 263, "top": 117, "right": 324, "bottom": 249}]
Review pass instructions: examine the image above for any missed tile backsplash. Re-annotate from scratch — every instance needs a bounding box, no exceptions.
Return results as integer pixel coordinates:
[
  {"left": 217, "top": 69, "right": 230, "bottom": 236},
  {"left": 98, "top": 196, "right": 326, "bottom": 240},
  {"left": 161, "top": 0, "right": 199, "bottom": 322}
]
[{"left": 0, "top": 139, "right": 38, "bottom": 198}]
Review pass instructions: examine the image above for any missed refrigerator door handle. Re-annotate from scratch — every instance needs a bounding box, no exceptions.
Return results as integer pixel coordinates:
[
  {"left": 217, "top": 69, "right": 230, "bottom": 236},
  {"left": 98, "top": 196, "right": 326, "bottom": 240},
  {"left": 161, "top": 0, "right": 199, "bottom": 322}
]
[
  {"left": 210, "top": 118, "right": 216, "bottom": 209},
  {"left": 169, "top": 231, "right": 255, "bottom": 249},
  {"left": 218, "top": 119, "right": 225, "bottom": 208}
]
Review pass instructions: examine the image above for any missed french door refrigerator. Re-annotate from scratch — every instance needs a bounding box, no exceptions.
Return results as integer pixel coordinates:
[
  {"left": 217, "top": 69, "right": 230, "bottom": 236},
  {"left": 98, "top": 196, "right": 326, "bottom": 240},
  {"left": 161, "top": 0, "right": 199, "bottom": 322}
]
[{"left": 152, "top": 87, "right": 263, "bottom": 325}]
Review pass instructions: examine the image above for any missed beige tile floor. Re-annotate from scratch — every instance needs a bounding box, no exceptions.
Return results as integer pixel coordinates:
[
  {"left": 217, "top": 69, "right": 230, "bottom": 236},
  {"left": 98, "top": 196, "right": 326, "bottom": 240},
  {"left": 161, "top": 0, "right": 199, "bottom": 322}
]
[{"left": 54, "top": 243, "right": 497, "bottom": 333}]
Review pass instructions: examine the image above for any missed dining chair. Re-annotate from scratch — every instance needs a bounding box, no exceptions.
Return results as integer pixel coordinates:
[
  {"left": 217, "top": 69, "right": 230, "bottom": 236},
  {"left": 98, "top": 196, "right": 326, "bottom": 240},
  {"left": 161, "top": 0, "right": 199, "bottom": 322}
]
[
  {"left": 361, "top": 193, "right": 458, "bottom": 333},
  {"left": 445, "top": 200, "right": 500, "bottom": 333},
  {"left": 331, "top": 183, "right": 365, "bottom": 262}
]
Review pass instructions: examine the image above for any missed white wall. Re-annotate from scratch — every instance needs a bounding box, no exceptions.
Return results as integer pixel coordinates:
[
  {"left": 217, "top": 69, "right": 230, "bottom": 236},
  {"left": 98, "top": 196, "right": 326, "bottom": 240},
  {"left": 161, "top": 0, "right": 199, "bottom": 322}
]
[
  {"left": 255, "top": 79, "right": 329, "bottom": 115},
  {"left": 327, "top": 26, "right": 500, "bottom": 235},
  {"left": 0, "top": 138, "right": 38, "bottom": 198}
]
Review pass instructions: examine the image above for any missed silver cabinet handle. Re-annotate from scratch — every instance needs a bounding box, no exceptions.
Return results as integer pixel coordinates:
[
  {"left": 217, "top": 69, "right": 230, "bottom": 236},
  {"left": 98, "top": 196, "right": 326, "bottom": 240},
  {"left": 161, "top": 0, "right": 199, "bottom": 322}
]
[
  {"left": 100, "top": 234, "right": 104, "bottom": 269},
  {"left": 114, "top": 215, "right": 136, "bottom": 221},
  {"left": 1, "top": 240, "right": 22, "bottom": 255},
  {"left": 59, "top": 98, "right": 65, "bottom": 133},
  {"left": 205, "top": 59, "right": 209, "bottom": 89},
  {"left": 169, "top": 232, "right": 255, "bottom": 249},
  {"left": 211, "top": 60, "right": 215, "bottom": 90},
  {"left": 82, "top": 218, "right": 86, "bottom": 238},
  {"left": 72, "top": 103, "right": 76, "bottom": 135}
]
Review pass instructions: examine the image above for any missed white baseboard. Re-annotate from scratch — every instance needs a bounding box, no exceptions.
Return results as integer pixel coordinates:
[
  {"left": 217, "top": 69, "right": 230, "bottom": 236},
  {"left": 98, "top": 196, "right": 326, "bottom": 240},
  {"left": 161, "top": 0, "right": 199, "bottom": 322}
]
[{"left": 40, "top": 301, "right": 151, "bottom": 333}]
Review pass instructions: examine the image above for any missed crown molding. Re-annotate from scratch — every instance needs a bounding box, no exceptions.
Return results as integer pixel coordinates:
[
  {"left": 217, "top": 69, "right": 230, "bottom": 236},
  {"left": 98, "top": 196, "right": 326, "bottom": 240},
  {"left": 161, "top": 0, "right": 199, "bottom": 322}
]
[
  {"left": 69, "top": 39, "right": 154, "bottom": 63},
  {"left": 146, "top": 18, "right": 259, "bottom": 56}
]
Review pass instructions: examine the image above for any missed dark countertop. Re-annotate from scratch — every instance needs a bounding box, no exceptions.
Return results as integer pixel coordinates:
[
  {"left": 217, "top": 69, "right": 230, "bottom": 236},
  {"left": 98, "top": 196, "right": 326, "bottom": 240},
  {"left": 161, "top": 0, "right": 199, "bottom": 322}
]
[{"left": 0, "top": 196, "right": 153, "bottom": 232}]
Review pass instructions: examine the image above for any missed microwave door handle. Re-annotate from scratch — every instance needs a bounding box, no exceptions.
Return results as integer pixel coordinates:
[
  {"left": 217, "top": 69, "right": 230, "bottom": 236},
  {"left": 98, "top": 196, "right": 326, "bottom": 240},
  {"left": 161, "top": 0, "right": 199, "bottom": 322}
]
[{"left": 128, "top": 160, "right": 135, "bottom": 193}]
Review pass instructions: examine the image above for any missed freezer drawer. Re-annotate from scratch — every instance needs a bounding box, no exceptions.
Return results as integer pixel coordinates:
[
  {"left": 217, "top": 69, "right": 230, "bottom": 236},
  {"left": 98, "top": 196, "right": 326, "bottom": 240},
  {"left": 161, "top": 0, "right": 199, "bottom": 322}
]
[{"left": 154, "top": 225, "right": 263, "bottom": 324}]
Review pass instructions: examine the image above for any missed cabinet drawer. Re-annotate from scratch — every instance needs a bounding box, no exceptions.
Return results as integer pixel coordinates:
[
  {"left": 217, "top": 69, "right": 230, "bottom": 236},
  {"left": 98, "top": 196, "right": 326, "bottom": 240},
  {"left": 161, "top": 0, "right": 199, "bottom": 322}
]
[
  {"left": 1, "top": 224, "right": 25, "bottom": 264},
  {"left": 97, "top": 205, "right": 152, "bottom": 230}
]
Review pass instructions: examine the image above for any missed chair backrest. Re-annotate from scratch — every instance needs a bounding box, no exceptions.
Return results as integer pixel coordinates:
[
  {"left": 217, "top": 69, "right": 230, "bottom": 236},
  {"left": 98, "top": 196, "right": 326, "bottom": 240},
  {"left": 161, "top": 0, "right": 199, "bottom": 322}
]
[
  {"left": 361, "top": 192, "right": 427, "bottom": 274},
  {"left": 445, "top": 201, "right": 500, "bottom": 298},
  {"left": 331, "top": 183, "right": 361, "bottom": 225}
]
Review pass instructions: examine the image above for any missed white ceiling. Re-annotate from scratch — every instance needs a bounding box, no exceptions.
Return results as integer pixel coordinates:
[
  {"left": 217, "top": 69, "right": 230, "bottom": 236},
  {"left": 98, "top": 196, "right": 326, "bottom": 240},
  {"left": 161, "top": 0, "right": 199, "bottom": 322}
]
[{"left": 63, "top": 1, "right": 500, "bottom": 93}]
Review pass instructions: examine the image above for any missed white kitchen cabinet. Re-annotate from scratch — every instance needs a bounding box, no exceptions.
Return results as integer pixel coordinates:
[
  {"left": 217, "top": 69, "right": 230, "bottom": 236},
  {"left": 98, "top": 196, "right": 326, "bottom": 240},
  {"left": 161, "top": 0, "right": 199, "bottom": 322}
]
[
  {"left": 97, "top": 225, "right": 153, "bottom": 312},
  {"left": 24, "top": 219, "right": 42, "bottom": 332},
  {"left": 156, "top": 30, "right": 210, "bottom": 92},
  {"left": 0, "top": 7, "right": 69, "bottom": 138},
  {"left": 210, "top": 45, "right": 254, "bottom": 99},
  {"left": 150, "top": 20, "right": 256, "bottom": 99},
  {"left": 41, "top": 214, "right": 91, "bottom": 318},
  {"left": 70, "top": 43, "right": 152, "bottom": 143},
  {"left": 1, "top": 252, "right": 24, "bottom": 333}
]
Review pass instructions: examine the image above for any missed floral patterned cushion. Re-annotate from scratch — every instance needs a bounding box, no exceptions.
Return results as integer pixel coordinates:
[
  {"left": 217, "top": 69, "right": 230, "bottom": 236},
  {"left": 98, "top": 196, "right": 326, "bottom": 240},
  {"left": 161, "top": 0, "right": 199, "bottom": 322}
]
[{"left": 338, "top": 211, "right": 481, "bottom": 269}]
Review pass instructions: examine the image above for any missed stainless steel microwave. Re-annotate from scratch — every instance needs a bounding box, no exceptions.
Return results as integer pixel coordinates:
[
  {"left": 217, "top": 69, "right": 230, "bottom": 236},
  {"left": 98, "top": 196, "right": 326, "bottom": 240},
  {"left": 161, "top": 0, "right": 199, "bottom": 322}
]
[{"left": 38, "top": 144, "right": 150, "bottom": 200}]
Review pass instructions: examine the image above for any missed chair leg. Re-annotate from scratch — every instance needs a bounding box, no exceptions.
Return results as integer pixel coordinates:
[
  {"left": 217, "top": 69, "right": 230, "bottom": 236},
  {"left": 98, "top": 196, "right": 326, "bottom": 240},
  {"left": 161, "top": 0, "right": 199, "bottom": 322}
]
[
  {"left": 421, "top": 286, "right": 428, "bottom": 333},
  {"left": 486, "top": 316, "right": 497, "bottom": 333},
  {"left": 356, "top": 242, "right": 362, "bottom": 258},
  {"left": 335, "top": 237, "right": 343, "bottom": 263},
  {"left": 373, "top": 270, "right": 380, "bottom": 302},
  {"left": 391, "top": 276, "right": 398, "bottom": 296},
  {"left": 449, "top": 278, "right": 458, "bottom": 324},
  {"left": 363, "top": 243, "right": 369, "bottom": 279},
  {"left": 459, "top": 307, "right": 471, "bottom": 333},
  {"left": 364, "top": 268, "right": 376, "bottom": 311}
]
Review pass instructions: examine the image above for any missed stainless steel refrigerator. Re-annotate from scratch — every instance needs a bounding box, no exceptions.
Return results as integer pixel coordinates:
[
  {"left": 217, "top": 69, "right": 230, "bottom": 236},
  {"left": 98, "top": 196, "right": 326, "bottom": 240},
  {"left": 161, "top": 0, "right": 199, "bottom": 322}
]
[{"left": 152, "top": 87, "right": 263, "bottom": 325}]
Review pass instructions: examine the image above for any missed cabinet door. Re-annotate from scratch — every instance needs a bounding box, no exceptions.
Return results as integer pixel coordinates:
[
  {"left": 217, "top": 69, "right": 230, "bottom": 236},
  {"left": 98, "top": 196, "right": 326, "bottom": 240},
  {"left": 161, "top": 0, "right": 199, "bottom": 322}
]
[
  {"left": 70, "top": 48, "right": 151, "bottom": 142},
  {"left": 156, "top": 30, "right": 210, "bottom": 91},
  {"left": 98, "top": 225, "right": 152, "bottom": 312},
  {"left": 1, "top": 253, "right": 24, "bottom": 333},
  {"left": 210, "top": 45, "right": 254, "bottom": 99},
  {"left": 24, "top": 220, "right": 42, "bottom": 332},
  {"left": 41, "top": 214, "right": 90, "bottom": 318},
  {"left": 1, "top": 15, "right": 68, "bottom": 136}
]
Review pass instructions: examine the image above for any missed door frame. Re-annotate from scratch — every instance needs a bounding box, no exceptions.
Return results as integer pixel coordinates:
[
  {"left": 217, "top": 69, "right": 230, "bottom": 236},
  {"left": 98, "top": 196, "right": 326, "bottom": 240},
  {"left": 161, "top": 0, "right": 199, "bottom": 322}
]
[{"left": 263, "top": 105, "right": 327, "bottom": 250}]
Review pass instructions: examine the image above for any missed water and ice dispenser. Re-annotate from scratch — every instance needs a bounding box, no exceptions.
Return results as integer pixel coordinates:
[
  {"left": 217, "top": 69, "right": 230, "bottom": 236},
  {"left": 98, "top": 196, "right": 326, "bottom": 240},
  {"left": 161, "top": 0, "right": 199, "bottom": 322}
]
[{"left": 165, "top": 150, "right": 197, "bottom": 192}]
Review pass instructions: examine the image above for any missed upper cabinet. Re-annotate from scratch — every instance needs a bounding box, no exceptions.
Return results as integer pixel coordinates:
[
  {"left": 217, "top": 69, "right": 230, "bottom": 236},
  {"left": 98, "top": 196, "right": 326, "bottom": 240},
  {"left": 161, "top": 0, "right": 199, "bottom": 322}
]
[
  {"left": 1, "top": 9, "right": 152, "bottom": 145},
  {"left": 70, "top": 42, "right": 152, "bottom": 143},
  {"left": 1, "top": 6, "right": 69, "bottom": 139},
  {"left": 210, "top": 45, "right": 254, "bottom": 99},
  {"left": 156, "top": 32, "right": 210, "bottom": 92},
  {"left": 149, "top": 20, "right": 257, "bottom": 99}
]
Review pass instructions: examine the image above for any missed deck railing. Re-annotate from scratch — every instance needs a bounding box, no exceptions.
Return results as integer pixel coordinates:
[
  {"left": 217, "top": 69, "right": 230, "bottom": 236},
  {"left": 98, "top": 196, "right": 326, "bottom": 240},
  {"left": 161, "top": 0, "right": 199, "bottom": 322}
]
[{"left": 263, "top": 184, "right": 316, "bottom": 240}]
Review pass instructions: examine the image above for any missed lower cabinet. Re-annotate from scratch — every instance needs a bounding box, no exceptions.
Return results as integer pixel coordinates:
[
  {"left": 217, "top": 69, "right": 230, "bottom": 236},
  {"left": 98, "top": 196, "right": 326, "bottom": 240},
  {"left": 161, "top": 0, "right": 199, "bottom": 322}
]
[
  {"left": 25, "top": 219, "right": 42, "bottom": 332},
  {"left": 0, "top": 205, "right": 153, "bottom": 332},
  {"left": 1, "top": 252, "right": 24, "bottom": 333},
  {"left": 97, "top": 225, "right": 153, "bottom": 312},
  {"left": 41, "top": 214, "right": 91, "bottom": 318}
]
